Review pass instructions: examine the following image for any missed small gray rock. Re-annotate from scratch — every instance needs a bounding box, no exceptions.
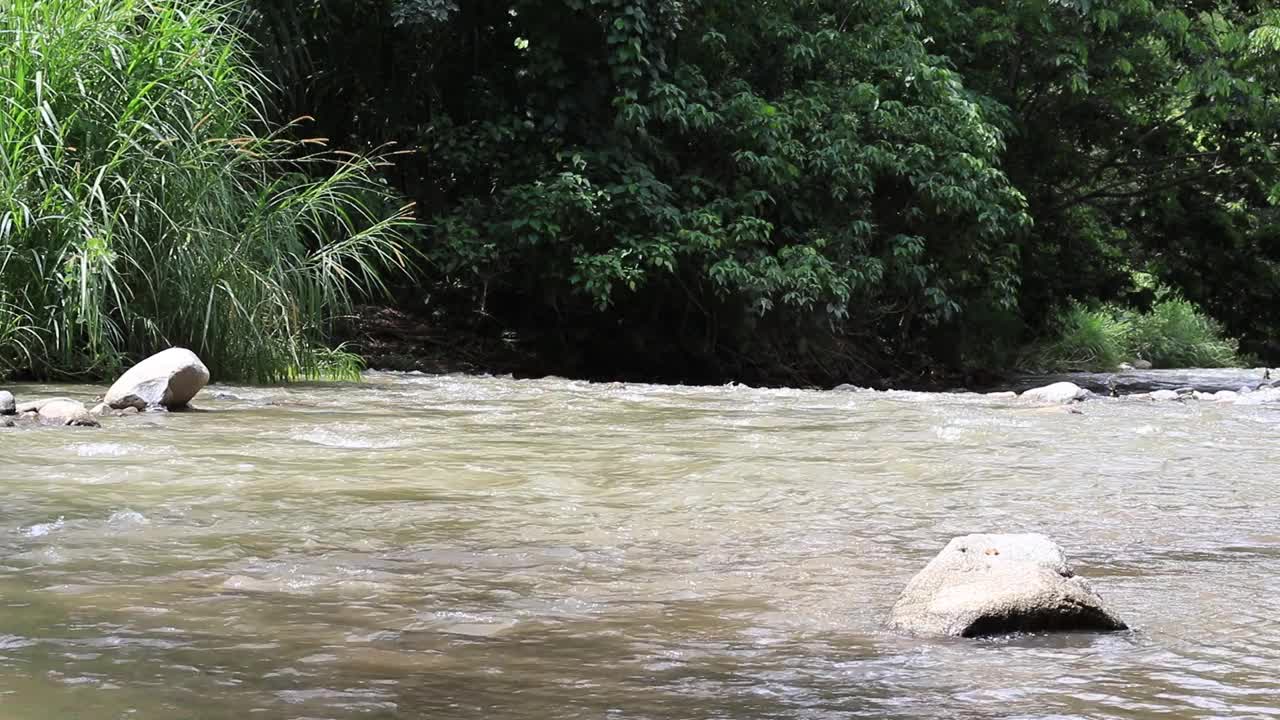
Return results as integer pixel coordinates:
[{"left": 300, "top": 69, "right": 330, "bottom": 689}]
[
  {"left": 888, "top": 533, "right": 1127, "bottom": 638},
  {"left": 1132, "top": 359, "right": 1153, "bottom": 370},
  {"left": 36, "top": 399, "right": 99, "bottom": 427},
  {"left": 0, "top": 390, "right": 14, "bottom": 415}
]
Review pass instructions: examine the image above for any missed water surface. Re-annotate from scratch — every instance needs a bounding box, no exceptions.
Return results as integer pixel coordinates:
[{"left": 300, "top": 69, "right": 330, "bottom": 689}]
[{"left": 2, "top": 373, "right": 1279, "bottom": 719}]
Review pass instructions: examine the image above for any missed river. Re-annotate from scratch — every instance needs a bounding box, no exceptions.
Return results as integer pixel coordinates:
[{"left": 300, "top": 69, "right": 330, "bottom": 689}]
[{"left": 2, "top": 372, "right": 1279, "bottom": 719}]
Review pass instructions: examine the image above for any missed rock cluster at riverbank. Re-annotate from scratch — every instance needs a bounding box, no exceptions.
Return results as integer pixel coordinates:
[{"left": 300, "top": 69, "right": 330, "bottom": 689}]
[
  {"left": 0, "top": 348, "right": 208, "bottom": 430},
  {"left": 1012, "top": 375, "right": 1280, "bottom": 406}
]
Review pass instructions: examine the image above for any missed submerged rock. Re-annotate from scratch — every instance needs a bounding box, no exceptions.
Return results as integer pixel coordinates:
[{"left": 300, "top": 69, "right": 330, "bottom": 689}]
[
  {"left": 105, "top": 348, "right": 209, "bottom": 410},
  {"left": 1019, "top": 382, "right": 1088, "bottom": 404},
  {"left": 35, "top": 399, "right": 99, "bottom": 427},
  {"left": 17, "top": 397, "right": 75, "bottom": 414},
  {"left": 0, "top": 390, "right": 14, "bottom": 415},
  {"left": 888, "top": 533, "right": 1127, "bottom": 638}
]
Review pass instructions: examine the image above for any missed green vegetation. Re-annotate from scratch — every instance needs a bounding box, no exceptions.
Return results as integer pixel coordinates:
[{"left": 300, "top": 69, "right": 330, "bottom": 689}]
[
  {"left": 1026, "top": 298, "right": 1240, "bottom": 372},
  {"left": 241, "top": 0, "right": 1279, "bottom": 384},
  {"left": 0, "top": 0, "right": 411, "bottom": 382},
  {"left": 1130, "top": 299, "right": 1241, "bottom": 369},
  {"left": 4, "top": 0, "right": 1276, "bottom": 384}
]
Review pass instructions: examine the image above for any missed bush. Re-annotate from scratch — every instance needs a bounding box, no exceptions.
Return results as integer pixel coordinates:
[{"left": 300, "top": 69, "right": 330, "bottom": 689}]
[
  {"left": 0, "top": 0, "right": 411, "bottom": 382},
  {"left": 1025, "top": 298, "right": 1240, "bottom": 372},
  {"left": 1130, "top": 299, "right": 1239, "bottom": 369},
  {"left": 1023, "top": 304, "right": 1133, "bottom": 372}
]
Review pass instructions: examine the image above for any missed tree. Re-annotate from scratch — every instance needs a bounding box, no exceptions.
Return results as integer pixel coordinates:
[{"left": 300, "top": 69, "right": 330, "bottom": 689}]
[
  {"left": 247, "top": 0, "right": 1031, "bottom": 383},
  {"left": 924, "top": 0, "right": 1280, "bottom": 359}
]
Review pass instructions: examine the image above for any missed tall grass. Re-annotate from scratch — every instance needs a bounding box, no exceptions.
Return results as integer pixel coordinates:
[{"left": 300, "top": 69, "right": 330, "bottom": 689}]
[
  {"left": 1023, "top": 304, "right": 1133, "bottom": 372},
  {"left": 1024, "top": 298, "right": 1241, "bottom": 372},
  {"left": 1129, "top": 298, "right": 1240, "bottom": 368},
  {"left": 0, "top": 0, "right": 413, "bottom": 382}
]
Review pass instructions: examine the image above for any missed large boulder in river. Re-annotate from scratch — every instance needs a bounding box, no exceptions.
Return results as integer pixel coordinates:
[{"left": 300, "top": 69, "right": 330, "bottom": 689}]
[
  {"left": 1019, "top": 382, "right": 1089, "bottom": 404},
  {"left": 35, "top": 399, "right": 99, "bottom": 427},
  {"left": 888, "top": 533, "right": 1127, "bottom": 638},
  {"left": 104, "top": 348, "right": 209, "bottom": 410},
  {"left": 0, "top": 390, "right": 14, "bottom": 415}
]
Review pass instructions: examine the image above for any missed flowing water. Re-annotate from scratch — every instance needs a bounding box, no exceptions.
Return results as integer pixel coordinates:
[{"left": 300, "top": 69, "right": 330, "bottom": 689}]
[{"left": 2, "top": 373, "right": 1279, "bottom": 719}]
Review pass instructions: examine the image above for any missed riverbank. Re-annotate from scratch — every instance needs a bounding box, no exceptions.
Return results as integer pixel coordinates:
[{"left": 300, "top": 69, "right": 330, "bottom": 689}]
[
  {"left": 338, "top": 305, "right": 1013, "bottom": 391},
  {"left": 340, "top": 305, "right": 1276, "bottom": 395}
]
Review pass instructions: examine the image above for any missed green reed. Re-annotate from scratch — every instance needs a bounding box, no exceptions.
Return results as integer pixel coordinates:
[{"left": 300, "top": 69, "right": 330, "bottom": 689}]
[{"left": 0, "top": 0, "right": 412, "bottom": 382}]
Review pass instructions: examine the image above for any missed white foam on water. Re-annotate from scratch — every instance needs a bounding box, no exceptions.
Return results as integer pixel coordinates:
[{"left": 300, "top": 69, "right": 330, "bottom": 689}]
[
  {"left": 20, "top": 517, "right": 65, "bottom": 537},
  {"left": 107, "top": 510, "right": 148, "bottom": 526},
  {"left": 74, "top": 443, "right": 131, "bottom": 457},
  {"left": 292, "top": 424, "right": 403, "bottom": 449}
]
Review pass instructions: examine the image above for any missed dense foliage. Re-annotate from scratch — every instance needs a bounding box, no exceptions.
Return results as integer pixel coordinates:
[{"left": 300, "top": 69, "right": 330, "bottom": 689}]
[
  {"left": 6, "top": 0, "right": 1275, "bottom": 384},
  {"left": 925, "top": 0, "right": 1280, "bottom": 363},
  {"left": 242, "top": 0, "right": 1280, "bottom": 384},
  {"left": 0, "top": 0, "right": 410, "bottom": 381}
]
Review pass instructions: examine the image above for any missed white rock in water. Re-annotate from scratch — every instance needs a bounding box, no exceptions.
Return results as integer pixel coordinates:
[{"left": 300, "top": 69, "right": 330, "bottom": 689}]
[
  {"left": 0, "top": 390, "right": 14, "bottom": 415},
  {"left": 104, "top": 348, "right": 210, "bottom": 410},
  {"left": 17, "top": 397, "right": 75, "bottom": 414},
  {"left": 888, "top": 533, "right": 1127, "bottom": 638},
  {"left": 1238, "top": 387, "right": 1280, "bottom": 405},
  {"left": 36, "top": 399, "right": 99, "bottom": 427},
  {"left": 1149, "top": 390, "right": 1180, "bottom": 401},
  {"left": 1019, "top": 382, "right": 1088, "bottom": 404}
]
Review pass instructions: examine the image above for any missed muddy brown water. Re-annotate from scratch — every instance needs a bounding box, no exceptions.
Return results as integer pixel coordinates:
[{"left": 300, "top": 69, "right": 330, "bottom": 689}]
[{"left": 2, "top": 372, "right": 1279, "bottom": 719}]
